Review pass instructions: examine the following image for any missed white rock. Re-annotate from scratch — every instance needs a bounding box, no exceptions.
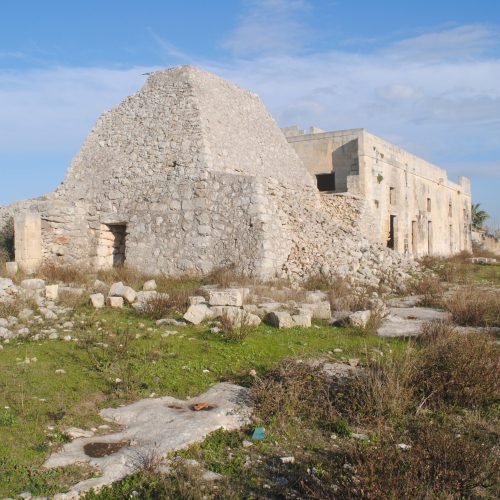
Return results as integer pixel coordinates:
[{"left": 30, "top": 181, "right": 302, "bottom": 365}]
[
  {"left": 189, "top": 296, "right": 207, "bottom": 306},
  {"left": 208, "top": 289, "right": 243, "bottom": 307},
  {"left": 348, "top": 310, "right": 371, "bottom": 328},
  {"left": 183, "top": 304, "right": 211, "bottom": 325},
  {"left": 265, "top": 311, "right": 294, "bottom": 328},
  {"left": 136, "top": 290, "right": 158, "bottom": 303},
  {"left": 292, "top": 313, "right": 312, "bottom": 327},
  {"left": 123, "top": 286, "right": 137, "bottom": 304},
  {"left": 45, "top": 284, "right": 59, "bottom": 301},
  {"left": 5, "top": 262, "right": 18, "bottom": 276},
  {"left": 107, "top": 297, "right": 124, "bottom": 308},
  {"left": 109, "top": 282, "right": 127, "bottom": 297},
  {"left": 90, "top": 293, "right": 105, "bottom": 309},
  {"left": 0, "top": 327, "right": 13, "bottom": 339},
  {"left": 142, "top": 280, "right": 157, "bottom": 291}
]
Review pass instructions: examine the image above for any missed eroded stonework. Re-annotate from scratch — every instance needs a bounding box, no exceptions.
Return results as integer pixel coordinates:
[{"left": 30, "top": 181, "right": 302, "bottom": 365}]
[{"left": 1, "top": 65, "right": 417, "bottom": 285}]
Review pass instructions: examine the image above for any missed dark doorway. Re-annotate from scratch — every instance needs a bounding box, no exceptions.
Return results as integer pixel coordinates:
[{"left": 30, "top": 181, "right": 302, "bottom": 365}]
[
  {"left": 387, "top": 215, "right": 396, "bottom": 249},
  {"left": 427, "top": 221, "right": 433, "bottom": 255},
  {"left": 316, "top": 173, "right": 336, "bottom": 192},
  {"left": 109, "top": 224, "right": 127, "bottom": 267},
  {"left": 412, "top": 221, "right": 417, "bottom": 255}
]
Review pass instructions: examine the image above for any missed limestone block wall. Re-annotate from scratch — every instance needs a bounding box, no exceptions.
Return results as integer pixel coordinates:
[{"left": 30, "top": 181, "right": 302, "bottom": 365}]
[
  {"left": 285, "top": 127, "right": 472, "bottom": 257},
  {"left": 358, "top": 131, "right": 472, "bottom": 257}
]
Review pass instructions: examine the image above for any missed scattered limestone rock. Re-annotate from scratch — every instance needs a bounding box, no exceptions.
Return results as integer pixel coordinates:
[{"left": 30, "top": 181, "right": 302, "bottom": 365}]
[
  {"left": 90, "top": 293, "right": 105, "bottom": 309},
  {"left": 299, "top": 301, "right": 331, "bottom": 320},
  {"left": 0, "top": 327, "right": 13, "bottom": 339},
  {"left": 107, "top": 297, "right": 124, "bottom": 309},
  {"left": 348, "top": 310, "right": 371, "bottom": 328},
  {"left": 292, "top": 313, "right": 312, "bottom": 327},
  {"left": 45, "top": 284, "right": 59, "bottom": 301},
  {"left": 208, "top": 289, "right": 244, "bottom": 307},
  {"left": 142, "top": 280, "right": 157, "bottom": 291},
  {"left": 183, "top": 304, "right": 212, "bottom": 325},
  {"left": 109, "top": 282, "right": 128, "bottom": 298},
  {"left": 265, "top": 311, "right": 294, "bottom": 329},
  {"left": 122, "top": 287, "right": 137, "bottom": 304},
  {"left": 189, "top": 296, "right": 207, "bottom": 306}
]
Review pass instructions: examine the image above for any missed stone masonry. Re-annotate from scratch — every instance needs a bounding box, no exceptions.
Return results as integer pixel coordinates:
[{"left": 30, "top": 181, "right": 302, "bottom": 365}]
[{"left": 1, "top": 65, "right": 416, "bottom": 286}]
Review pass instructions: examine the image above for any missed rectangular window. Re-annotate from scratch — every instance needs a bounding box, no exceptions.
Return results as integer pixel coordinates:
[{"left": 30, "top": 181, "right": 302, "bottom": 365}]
[
  {"left": 316, "top": 173, "right": 335, "bottom": 192},
  {"left": 427, "top": 198, "right": 432, "bottom": 212},
  {"left": 389, "top": 187, "right": 396, "bottom": 205}
]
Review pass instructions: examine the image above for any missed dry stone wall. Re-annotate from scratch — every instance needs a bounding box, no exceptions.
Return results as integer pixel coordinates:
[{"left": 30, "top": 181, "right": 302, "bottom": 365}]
[{"left": 3, "top": 65, "right": 417, "bottom": 287}]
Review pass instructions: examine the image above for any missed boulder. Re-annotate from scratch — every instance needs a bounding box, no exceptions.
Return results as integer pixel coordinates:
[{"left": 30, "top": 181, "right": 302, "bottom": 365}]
[
  {"left": 189, "top": 296, "right": 207, "bottom": 306},
  {"left": 109, "top": 282, "right": 128, "bottom": 297},
  {"left": 183, "top": 304, "right": 211, "bottom": 325},
  {"left": 300, "top": 301, "right": 331, "bottom": 320},
  {"left": 123, "top": 287, "right": 137, "bottom": 304},
  {"left": 136, "top": 290, "right": 158, "bottom": 303},
  {"left": 0, "top": 278, "right": 14, "bottom": 290},
  {"left": 143, "top": 279, "right": 157, "bottom": 291},
  {"left": 0, "top": 327, "right": 13, "bottom": 339},
  {"left": 265, "top": 311, "right": 294, "bottom": 328},
  {"left": 208, "top": 289, "right": 243, "bottom": 307},
  {"left": 90, "top": 293, "right": 105, "bottom": 309},
  {"left": 348, "top": 310, "right": 371, "bottom": 328},
  {"left": 45, "top": 284, "right": 59, "bottom": 301},
  {"left": 107, "top": 297, "right": 124, "bottom": 308},
  {"left": 292, "top": 313, "right": 312, "bottom": 327}
]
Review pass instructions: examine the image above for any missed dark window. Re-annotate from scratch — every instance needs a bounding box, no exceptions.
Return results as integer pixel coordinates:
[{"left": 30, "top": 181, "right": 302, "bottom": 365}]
[
  {"left": 389, "top": 187, "right": 396, "bottom": 205},
  {"left": 387, "top": 215, "right": 396, "bottom": 250},
  {"left": 316, "top": 173, "right": 335, "bottom": 192},
  {"left": 427, "top": 198, "right": 432, "bottom": 212}
]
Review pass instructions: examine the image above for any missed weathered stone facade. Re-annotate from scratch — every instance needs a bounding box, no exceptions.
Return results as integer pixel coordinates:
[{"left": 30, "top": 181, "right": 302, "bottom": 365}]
[
  {"left": 1, "top": 66, "right": 416, "bottom": 285},
  {"left": 284, "top": 127, "right": 472, "bottom": 257}
]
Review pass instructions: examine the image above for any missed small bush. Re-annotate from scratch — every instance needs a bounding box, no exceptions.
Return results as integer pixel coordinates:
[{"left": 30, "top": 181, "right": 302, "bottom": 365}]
[
  {"left": 252, "top": 360, "right": 339, "bottom": 430},
  {"left": 444, "top": 286, "right": 500, "bottom": 326},
  {"left": 39, "top": 262, "right": 90, "bottom": 285},
  {"left": 413, "top": 328, "right": 499, "bottom": 408},
  {"left": 0, "top": 217, "right": 14, "bottom": 263},
  {"left": 202, "top": 265, "right": 250, "bottom": 288},
  {"left": 218, "top": 312, "right": 255, "bottom": 342},
  {"left": 408, "top": 274, "right": 444, "bottom": 307},
  {"left": 0, "top": 300, "right": 20, "bottom": 319},
  {"left": 338, "top": 422, "right": 498, "bottom": 499},
  {"left": 302, "top": 273, "right": 333, "bottom": 291},
  {"left": 346, "top": 351, "right": 416, "bottom": 422}
]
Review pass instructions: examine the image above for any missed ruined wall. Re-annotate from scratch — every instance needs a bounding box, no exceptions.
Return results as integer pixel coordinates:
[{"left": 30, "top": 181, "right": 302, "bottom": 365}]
[
  {"left": 285, "top": 127, "right": 472, "bottom": 257},
  {"left": 359, "top": 131, "right": 472, "bottom": 256}
]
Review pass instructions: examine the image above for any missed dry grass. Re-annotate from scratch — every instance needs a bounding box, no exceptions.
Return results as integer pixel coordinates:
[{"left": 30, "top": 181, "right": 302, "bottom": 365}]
[
  {"left": 218, "top": 312, "right": 255, "bottom": 342},
  {"left": 408, "top": 274, "right": 444, "bottom": 307},
  {"left": 413, "top": 326, "right": 499, "bottom": 408},
  {"left": 252, "top": 360, "right": 341, "bottom": 431},
  {"left": 202, "top": 266, "right": 253, "bottom": 288},
  {"left": 444, "top": 286, "right": 500, "bottom": 326},
  {"left": 39, "top": 262, "right": 91, "bottom": 286},
  {"left": 339, "top": 422, "right": 498, "bottom": 499},
  {"left": 0, "top": 300, "right": 20, "bottom": 319},
  {"left": 419, "top": 253, "right": 473, "bottom": 284}
]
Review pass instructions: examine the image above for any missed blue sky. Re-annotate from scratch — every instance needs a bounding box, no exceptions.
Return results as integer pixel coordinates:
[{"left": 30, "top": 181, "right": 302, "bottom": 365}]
[{"left": 1, "top": 0, "right": 499, "bottom": 228}]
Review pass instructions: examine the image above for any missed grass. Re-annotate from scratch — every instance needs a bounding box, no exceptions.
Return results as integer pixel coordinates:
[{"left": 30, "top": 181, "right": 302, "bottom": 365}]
[{"left": 0, "top": 304, "right": 400, "bottom": 497}]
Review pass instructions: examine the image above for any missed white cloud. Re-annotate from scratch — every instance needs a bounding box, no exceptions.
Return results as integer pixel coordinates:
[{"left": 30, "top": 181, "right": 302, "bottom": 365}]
[{"left": 221, "top": 0, "right": 311, "bottom": 56}]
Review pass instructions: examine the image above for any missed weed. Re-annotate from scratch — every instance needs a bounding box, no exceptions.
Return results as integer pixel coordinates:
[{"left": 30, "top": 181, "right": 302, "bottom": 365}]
[
  {"left": 218, "top": 311, "right": 255, "bottom": 342},
  {"left": 414, "top": 328, "right": 499, "bottom": 408},
  {"left": 444, "top": 286, "right": 500, "bottom": 326},
  {"left": 39, "top": 262, "right": 90, "bottom": 285},
  {"left": 0, "top": 217, "right": 14, "bottom": 263}
]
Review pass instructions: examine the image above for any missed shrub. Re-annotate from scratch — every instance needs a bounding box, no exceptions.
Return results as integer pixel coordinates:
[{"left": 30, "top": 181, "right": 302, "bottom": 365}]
[
  {"left": 218, "top": 312, "right": 255, "bottom": 342},
  {"left": 0, "top": 217, "right": 14, "bottom": 263},
  {"left": 202, "top": 265, "right": 250, "bottom": 288},
  {"left": 408, "top": 274, "right": 444, "bottom": 307},
  {"left": 345, "top": 351, "right": 416, "bottom": 422},
  {"left": 444, "top": 286, "right": 500, "bottom": 326},
  {"left": 39, "top": 262, "right": 90, "bottom": 285},
  {"left": 252, "top": 360, "right": 339, "bottom": 430},
  {"left": 413, "top": 327, "right": 499, "bottom": 408},
  {"left": 337, "top": 422, "right": 498, "bottom": 499}
]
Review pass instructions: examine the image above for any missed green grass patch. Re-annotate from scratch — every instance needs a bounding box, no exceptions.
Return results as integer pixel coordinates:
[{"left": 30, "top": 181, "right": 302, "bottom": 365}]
[{"left": 0, "top": 305, "right": 402, "bottom": 497}]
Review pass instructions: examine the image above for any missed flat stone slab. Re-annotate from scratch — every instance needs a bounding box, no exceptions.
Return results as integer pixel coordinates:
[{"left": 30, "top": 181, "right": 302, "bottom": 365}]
[
  {"left": 377, "top": 307, "right": 449, "bottom": 338},
  {"left": 45, "top": 383, "right": 251, "bottom": 497}
]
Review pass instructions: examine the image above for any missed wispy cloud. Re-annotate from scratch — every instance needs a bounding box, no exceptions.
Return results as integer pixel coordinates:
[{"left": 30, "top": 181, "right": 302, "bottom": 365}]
[{"left": 221, "top": 0, "right": 311, "bottom": 56}]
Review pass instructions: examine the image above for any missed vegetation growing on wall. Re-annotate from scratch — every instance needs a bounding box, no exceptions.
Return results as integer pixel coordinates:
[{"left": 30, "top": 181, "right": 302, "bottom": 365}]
[{"left": 0, "top": 216, "right": 14, "bottom": 262}]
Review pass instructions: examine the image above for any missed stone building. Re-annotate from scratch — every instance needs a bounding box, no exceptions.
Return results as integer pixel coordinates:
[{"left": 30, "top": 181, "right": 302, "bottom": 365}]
[
  {"left": 1, "top": 66, "right": 421, "bottom": 284},
  {"left": 283, "top": 127, "right": 472, "bottom": 257}
]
